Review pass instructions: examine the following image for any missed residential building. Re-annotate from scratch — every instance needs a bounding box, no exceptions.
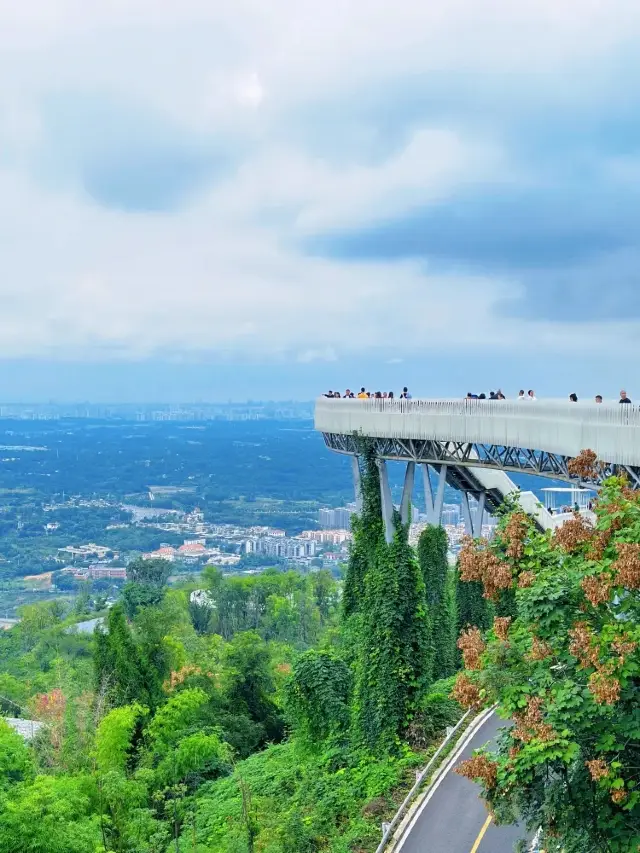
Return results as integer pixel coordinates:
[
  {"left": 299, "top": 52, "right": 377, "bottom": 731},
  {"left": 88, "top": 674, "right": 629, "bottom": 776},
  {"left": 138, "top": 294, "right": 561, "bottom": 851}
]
[
  {"left": 318, "top": 507, "right": 355, "bottom": 529},
  {"left": 300, "top": 529, "right": 352, "bottom": 545},
  {"left": 89, "top": 565, "right": 127, "bottom": 580},
  {"left": 245, "top": 536, "right": 317, "bottom": 559}
]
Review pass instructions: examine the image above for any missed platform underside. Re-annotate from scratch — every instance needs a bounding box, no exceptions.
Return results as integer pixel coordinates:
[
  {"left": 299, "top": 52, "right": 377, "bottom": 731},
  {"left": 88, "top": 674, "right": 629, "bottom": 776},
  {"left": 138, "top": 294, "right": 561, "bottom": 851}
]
[{"left": 322, "top": 432, "right": 640, "bottom": 493}]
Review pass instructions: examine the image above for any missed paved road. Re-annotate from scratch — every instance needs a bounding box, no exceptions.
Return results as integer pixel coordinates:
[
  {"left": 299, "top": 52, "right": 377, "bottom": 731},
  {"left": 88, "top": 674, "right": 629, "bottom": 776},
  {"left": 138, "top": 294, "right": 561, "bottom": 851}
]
[{"left": 397, "top": 712, "right": 529, "bottom": 853}]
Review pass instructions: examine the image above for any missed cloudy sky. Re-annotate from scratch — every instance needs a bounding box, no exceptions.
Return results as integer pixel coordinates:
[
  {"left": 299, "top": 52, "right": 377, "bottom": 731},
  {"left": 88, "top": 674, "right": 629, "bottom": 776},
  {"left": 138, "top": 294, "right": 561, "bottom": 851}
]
[{"left": 1, "top": 0, "right": 639, "bottom": 401}]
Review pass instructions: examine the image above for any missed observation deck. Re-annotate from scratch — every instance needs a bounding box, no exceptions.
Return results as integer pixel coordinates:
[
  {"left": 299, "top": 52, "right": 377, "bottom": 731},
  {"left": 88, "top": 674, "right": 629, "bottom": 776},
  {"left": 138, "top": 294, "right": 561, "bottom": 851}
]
[{"left": 315, "top": 397, "right": 640, "bottom": 540}]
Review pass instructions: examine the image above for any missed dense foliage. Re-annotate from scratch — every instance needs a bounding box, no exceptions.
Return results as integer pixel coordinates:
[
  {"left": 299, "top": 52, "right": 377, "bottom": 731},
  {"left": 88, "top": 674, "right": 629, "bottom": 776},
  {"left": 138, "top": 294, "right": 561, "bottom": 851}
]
[
  {"left": 417, "top": 525, "right": 456, "bottom": 680},
  {"left": 455, "top": 472, "right": 640, "bottom": 852},
  {"left": 341, "top": 449, "right": 432, "bottom": 750}
]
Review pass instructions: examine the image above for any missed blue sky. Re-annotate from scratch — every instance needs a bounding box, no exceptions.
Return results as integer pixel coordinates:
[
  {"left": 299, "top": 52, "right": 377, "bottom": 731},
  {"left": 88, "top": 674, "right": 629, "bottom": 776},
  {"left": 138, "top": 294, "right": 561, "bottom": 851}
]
[{"left": 1, "top": 1, "right": 640, "bottom": 401}]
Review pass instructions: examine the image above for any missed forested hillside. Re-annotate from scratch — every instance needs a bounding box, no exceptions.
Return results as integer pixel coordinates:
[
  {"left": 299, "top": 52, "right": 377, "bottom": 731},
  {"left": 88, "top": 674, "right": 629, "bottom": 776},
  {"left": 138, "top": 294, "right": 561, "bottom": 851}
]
[
  {"left": 0, "top": 448, "right": 466, "bottom": 853},
  {"left": 2, "top": 448, "right": 637, "bottom": 852}
]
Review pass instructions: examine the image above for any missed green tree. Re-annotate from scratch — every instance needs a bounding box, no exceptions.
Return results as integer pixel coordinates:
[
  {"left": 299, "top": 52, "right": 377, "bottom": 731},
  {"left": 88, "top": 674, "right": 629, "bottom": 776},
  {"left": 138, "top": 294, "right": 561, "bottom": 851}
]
[
  {"left": 122, "top": 557, "right": 171, "bottom": 619},
  {"left": 311, "top": 569, "right": 338, "bottom": 622},
  {"left": 283, "top": 650, "right": 351, "bottom": 744},
  {"left": 418, "top": 525, "right": 455, "bottom": 680},
  {"left": 225, "top": 631, "right": 284, "bottom": 746},
  {"left": 0, "top": 720, "right": 34, "bottom": 790},
  {"left": 126, "top": 558, "right": 172, "bottom": 587},
  {"left": 0, "top": 774, "right": 102, "bottom": 853},
  {"left": 455, "top": 475, "right": 640, "bottom": 852},
  {"left": 95, "top": 703, "right": 148, "bottom": 774},
  {"left": 188, "top": 599, "right": 214, "bottom": 635},
  {"left": 94, "top": 604, "right": 168, "bottom": 710}
]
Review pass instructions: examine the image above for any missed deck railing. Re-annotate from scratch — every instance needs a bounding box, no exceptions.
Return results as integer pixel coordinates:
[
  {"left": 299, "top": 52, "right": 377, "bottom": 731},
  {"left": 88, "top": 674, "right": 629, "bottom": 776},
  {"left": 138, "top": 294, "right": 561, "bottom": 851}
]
[{"left": 315, "top": 398, "right": 640, "bottom": 467}]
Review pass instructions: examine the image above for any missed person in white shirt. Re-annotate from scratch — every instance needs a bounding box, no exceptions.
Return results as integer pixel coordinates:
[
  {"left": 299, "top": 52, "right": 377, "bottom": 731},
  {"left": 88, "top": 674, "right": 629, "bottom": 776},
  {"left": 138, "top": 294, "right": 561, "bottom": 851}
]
[
  {"left": 517, "top": 390, "right": 526, "bottom": 400},
  {"left": 527, "top": 390, "right": 537, "bottom": 401}
]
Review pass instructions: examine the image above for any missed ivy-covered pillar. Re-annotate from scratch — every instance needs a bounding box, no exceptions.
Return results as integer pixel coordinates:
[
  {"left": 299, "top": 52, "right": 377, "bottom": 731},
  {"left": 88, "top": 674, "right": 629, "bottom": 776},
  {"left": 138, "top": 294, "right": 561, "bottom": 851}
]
[
  {"left": 378, "top": 459, "right": 394, "bottom": 544},
  {"left": 422, "top": 463, "right": 434, "bottom": 519},
  {"left": 351, "top": 455, "right": 362, "bottom": 512}
]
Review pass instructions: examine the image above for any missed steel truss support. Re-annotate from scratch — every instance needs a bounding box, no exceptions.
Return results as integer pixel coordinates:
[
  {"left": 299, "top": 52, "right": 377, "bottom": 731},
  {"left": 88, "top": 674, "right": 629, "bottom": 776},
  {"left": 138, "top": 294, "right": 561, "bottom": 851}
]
[
  {"left": 322, "top": 432, "right": 640, "bottom": 491},
  {"left": 401, "top": 462, "right": 415, "bottom": 525},
  {"left": 378, "top": 459, "right": 395, "bottom": 544}
]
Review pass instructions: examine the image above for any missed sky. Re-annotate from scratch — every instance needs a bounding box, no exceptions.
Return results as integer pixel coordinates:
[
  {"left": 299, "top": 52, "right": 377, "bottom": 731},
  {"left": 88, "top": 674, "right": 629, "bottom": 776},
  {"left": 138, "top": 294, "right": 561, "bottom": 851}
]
[{"left": 1, "top": 1, "right": 640, "bottom": 402}]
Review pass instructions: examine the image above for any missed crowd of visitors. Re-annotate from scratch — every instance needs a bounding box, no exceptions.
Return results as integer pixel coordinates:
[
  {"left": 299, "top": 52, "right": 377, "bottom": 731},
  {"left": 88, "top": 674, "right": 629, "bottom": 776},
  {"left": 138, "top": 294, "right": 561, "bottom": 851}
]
[
  {"left": 468, "top": 389, "right": 632, "bottom": 403},
  {"left": 323, "top": 387, "right": 633, "bottom": 404},
  {"left": 323, "top": 387, "right": 413, "bottom": 399}
]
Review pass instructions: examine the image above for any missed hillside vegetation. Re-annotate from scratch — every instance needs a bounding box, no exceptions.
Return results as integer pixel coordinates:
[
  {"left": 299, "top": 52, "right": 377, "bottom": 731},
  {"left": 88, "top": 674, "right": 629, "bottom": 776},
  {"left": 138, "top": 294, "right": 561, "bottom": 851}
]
[{"left": 2, "top": 447, "right": 637, "bottom": 851}]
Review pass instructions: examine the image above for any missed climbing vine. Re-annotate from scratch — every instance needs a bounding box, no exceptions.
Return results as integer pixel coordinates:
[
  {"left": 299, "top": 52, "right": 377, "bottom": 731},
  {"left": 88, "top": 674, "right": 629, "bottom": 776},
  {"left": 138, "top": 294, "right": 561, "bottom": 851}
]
[
  {"left": 350, "top": 444, "right": 431, "bottom": 751},
  {"left": 418, "top": 525, "right": 455, "bottom": 680},
  {"left": 342, "top": 442, "right": 384, "bottom": 619},
  {"left": 283, "top": 650, "right": 352, "bottom": 745}
]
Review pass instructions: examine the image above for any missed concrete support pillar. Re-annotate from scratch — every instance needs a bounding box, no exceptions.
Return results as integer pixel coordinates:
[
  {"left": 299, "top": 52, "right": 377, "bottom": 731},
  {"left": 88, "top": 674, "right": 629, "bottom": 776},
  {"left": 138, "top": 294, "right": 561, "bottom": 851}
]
[
  {"left": 422, "top": 463, "right": 434, "bottom": 520},
  {"left": 351, "top": 456, "right": 362, "bottom": 512},
  {"left": 474, "top": 491, "right": 486, "bottom": 537},
  {"left": 461, "top": 491, "right": 487, "bottom": 537},
  {"left": 378, "top": 459, "right": 395, "bottom": 544},
  {"left": 401, "top": 461, "right": 415, "bottom": 525},
  {"left": 461, "top": 491, "right": 473, "bottom": 535},
  {"left": 431, "top": 464, "right": 448, "bottom": 526}
]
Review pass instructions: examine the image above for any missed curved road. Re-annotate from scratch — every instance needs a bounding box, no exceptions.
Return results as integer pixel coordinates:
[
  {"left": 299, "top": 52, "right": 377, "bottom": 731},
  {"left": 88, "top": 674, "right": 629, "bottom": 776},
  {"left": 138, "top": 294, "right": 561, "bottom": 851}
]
[{"left": 397, "top": 712, "right": 529, "bottom": 853}]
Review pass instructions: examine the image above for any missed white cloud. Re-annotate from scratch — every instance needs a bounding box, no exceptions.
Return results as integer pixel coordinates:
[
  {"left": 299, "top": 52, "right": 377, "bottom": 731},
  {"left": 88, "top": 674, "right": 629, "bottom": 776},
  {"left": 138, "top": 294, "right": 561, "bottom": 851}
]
[{"left": 1, "top": 0, "right": 639, "bottom": 367}]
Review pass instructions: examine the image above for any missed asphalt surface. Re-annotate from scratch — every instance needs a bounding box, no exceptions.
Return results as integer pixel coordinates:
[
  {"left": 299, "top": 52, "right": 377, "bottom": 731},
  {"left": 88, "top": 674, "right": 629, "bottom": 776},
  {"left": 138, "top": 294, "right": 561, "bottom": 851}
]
[{"left": 397, "top": 713, "right": 529, "bottom": 853}]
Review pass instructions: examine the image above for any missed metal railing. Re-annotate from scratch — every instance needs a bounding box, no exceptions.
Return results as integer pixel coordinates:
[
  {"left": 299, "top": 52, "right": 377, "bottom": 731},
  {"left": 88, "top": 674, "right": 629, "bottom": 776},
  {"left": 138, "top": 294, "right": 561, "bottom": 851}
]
[
  {"left": 315, "top": 397, "right": 640, "bottom": 468},
  {"left": 316, "top": 396, "right": 640, "bottom": 427},
  {"left": 373, "top": 709, "right": 472, "bottom": 853}
]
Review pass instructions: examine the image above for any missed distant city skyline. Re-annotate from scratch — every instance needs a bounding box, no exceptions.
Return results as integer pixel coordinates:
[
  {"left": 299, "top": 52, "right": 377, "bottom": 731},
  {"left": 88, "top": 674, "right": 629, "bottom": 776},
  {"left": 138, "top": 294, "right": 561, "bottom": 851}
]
[{"left": 0, "top": 355, "right": 634, "bottom": 404}]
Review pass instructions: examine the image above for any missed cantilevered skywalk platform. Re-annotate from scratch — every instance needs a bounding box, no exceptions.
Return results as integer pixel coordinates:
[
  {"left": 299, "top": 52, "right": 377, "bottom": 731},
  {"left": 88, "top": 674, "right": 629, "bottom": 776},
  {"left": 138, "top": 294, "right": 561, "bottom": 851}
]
[{"left": 315, "top": 397, "right": 640, "bottom": 539}]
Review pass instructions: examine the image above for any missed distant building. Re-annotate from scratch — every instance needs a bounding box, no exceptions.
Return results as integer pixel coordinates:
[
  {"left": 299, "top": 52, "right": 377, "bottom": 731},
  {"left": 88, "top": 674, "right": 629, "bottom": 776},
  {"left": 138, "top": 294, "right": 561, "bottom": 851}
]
[
  {"left": 300, "top": 530, "right": 352, "bottom": 545},
  {"left": 178, "top": 541, "right": 207, "bottom": 556},
  {"left": 4, "top": 718, "right": 43, "bottom": 740},
  {"left": 155, "top": 546, "right": 178, "bottom": 561},
  {"left": 322, "top": 552, "right": 343, "bottom": 562},
  {"left": 57, "top": 543, "right": 112, "bottom": 561},
  {"left": 245, "top": 536, "right": 317, "bottom": 559},
  {"left": 441, "top": 504, "right": 461, "bottom": 525},
  {"left": 246, "top": 526, "right": 285, "bottom": 537},
  {"left": 318, "top": 507, "right": 355, "bottom": 529},
  {"left": 89, "top": 565, "right": 127, "bottom": 580}
]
